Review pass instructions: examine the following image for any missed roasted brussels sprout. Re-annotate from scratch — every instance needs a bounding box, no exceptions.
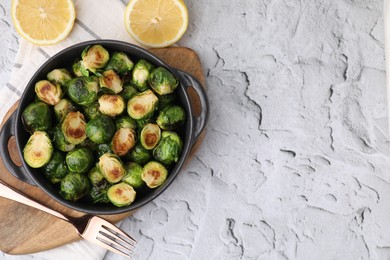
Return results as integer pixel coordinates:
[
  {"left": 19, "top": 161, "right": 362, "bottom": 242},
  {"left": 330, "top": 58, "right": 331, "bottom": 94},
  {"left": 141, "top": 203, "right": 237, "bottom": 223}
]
[
  {"left": 111, "top": 128, "right": 136, "bottom": 156},
  {"left": 123, "top": 162, "right": 145, "bottom": 189},
  {"left": 21, "top": 102, "right": 52, "bottom": 134},
  {"left": 149, "top": 67, "right": 178, "bottom": 95},
  {"left": 86, "top": 115, "right": 116, "bottom": 144},
  {"left": 107, "top": 182, "right": 136, "bottom": 207},
  {"left": 35, "top": 80, "right": 63, "bottom": 105},
  {"left": 99, "top": 69, "right": 123, "bottom": 94},
  {"left": 61, "top": 111, "right": 87, "bottom": 145},
  {"left": 66, "top": 148, "right": 94, "bottom": 174},
  {"left": 127, "top": 90, "right": 158, "bottom": 119},
  {"left": 47, "top": 68, "right": 72, "bottom": 87},
  {"left": 115, "top": 115, "right": 137, "bottom": 130},
  {"left": 88, "top": 183, "right": 110, "bottom": 204},
  {"left": 140, "top": 123, "right": 161, "bottom": 150},
  {"left": 96, "top": 144, "right": 113, "bottom": 158},
  {"left": 53, "top": 126, "right": 76, "bottom": 152},
  {"left": 54, "top": 99, "right": 77, "bottom": 122},
  {"left": 98, "top": 94, "right": 125, "bottom": 117},
  {"left": 132, "top": 59, "right": 154, "bottom": 91},
  {"left": 157, "top": 92, "right": 177, "bottom": 109},
  {"left": 72, "top": 60, "right": 89, "bottom": 77},
  {"left": 23, "top": 131, "right": 53, "bottom": 168},
  {"left": 120, "top": 83, "right": 138, "bottom": 100},
  {"left": 60, "top": 172, "right": 90, "bottom": 201},
  {"left": 43, "top": 151, "right": 68, "bottom": 184},
  {"left": 88, "top": 166, "right": 105, "bottom": 186},
  {"left": 153, "top": 131, "right": 183, "bottom": 166},
  {"left": 105, "top": 52, "right": 134, "bottom": 75},
  {"left": 67, "top": 77, "right": 99, "bottom": 106},
  {"left": 98, "top": 153, "right": 126, "bottom": 183},
  {"left": 142, "top": 161, "right": 168, "bottom": 188},
  {"left": 129, "top": 143, "right": 152, "bottom": 165},
  {"left": 83, "top": 103, "right": 102, "bottom": 120},
  {"left": 156, "top": 105, "right": 186, "bottom": 130},
  {"left": 81, "top": 45, "right": 110, "bottom": 73}
]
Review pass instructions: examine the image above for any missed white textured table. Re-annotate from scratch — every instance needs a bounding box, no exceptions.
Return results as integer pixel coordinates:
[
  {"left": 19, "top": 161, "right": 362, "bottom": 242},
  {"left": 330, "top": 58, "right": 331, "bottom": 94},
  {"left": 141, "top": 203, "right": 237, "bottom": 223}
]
[{"left": 1, "top": 0, "right": 390, "bottom": 259}]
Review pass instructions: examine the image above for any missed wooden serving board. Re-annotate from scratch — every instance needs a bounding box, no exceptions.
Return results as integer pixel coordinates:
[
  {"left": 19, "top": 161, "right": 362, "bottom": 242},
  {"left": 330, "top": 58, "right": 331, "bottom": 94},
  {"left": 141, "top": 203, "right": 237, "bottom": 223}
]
[{"left": 0, "top": 47, "right": 206, "bottom": 255}]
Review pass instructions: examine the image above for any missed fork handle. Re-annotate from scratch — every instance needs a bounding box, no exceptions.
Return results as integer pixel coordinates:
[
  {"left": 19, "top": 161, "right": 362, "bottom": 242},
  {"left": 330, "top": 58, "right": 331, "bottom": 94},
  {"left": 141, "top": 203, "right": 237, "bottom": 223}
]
[{"left": 0, "top": 180, "right": 70, "bottom": 222}]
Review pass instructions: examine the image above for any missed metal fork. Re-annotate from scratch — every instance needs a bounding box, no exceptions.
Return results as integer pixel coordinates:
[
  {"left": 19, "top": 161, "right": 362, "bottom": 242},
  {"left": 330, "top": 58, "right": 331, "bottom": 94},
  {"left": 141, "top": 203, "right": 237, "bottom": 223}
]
[{"left": 0, "top": 180, "right": 136, "bottom": 258}]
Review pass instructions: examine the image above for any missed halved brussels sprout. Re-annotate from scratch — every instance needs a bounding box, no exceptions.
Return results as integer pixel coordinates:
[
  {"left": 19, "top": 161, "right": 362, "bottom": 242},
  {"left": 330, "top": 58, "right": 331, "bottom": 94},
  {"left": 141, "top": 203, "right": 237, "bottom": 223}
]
[
  {"left": 96, "top": 144, "right": 113, "bottom": 158},
  {"left": 153, "top": 131, "right": 183, "bottom": 166},
  {"left": 35, "top": 80, "right": 63, "bottom": 105},
  {"left": 148, "top": 67, "right": 179, "bottom": 95},
  {"left": 141, "top": 161, "right": 168, "bottom": 188},
  {"left": 43, "top": 151, "right": 68, "bottom": 184},
  {"left": 127, "top": 90, "right": 158, "bottom": 120},
  {"left": 47, "top": 68, "right": 72, "bottom": 87},
  {"left": 157, "top": 92, "right": 177, "bottom": 109},
  {"left": 88, "top": 183, "right": 110, "bottom": 204},
  {"left": 67, "top": 77, "right": 99, "bottom": 106},
  {"left": 128, "top": 143, "right": 152, "bottom": 165},
  {"left": 107, "top": 182, "right": 136, "bottom": 207},
  {"left": 66, "top": 148, "right": 94, "bottom": 174},
  {"left": 98, "top": 153, "right": 126, "bottom": 183},
  {"left": 98, "top": 94, "right": 125, "bottom": 117},
  {"left": 52, "top": 126, "right": 75, "bottom": 152},
  {"left": 132, "top": 59, "right": 154, "bottom": 91},
  {"left": 140, "top": 123, "right": 161, "bottom": 150},
  {"left": 60, "top": 172, "right": 90, "bottom": 201},
  {"left": 61, "top": 111, "right": 87, "bottom": 145},
  {"left": 156, "top": 105, "right": 186, "bottom": 130},
  {"left": 111, "top": 128, "right": 136, "bottom": 156},
  {"left": 123, "top": 162, "right": 145, "bottom": 189},
  {"left": 54, "top": 99, "right": 77, "bottom": 122},
  {"left": 72, "top": 60, "right": 89, "bottom": 77},
  {"left": 115, "top": 115, "right": 137, "bottom": 130},
  {"left": 22, "top": 101, "right": 52, "bottom": 134},
  {"left": 86, "top": 115, "right": 116, "bottom": 144},
  {"left": 81, "top": 45, "right": 110, "bottom": 73},
  {"left": 83, "top": 103, "right": 102, "bottom": 120},
  {"left": 105, "top": 52, "right": 134, "bottom": 75},
  {"left": 88, "top": 166, "right": 105, "bottom": 186},
  {"left": 120, "top": 83, "right": 138, "bottom": 100},
  {"left": 23, "top": 131, "right": 53, "bottom": 168},
  {"left": 99, "top": 69, "right": 123, "bottom": 94}
]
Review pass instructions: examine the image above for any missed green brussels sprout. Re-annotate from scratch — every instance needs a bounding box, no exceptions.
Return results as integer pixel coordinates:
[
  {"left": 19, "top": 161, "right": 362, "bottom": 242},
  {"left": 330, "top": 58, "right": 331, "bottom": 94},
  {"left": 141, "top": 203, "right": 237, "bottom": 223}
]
[
  {"left": 148, "top": 67, "right": 178, "bottom": 95},
  {"left": 105, "top": 52, "right": 134, "bottom": 75},
  {"left": 60, "top": 172, "right": 90, "bottom": 201},
  {"left": 23, "top": 131, "right": 53, "bottom": 168},
  {"left": 99, "top": 69, "right": 123, "bottom": 94},
  {"left": 72, "top": 60, "right": 89, "bottom": 77},
  {"left": 120, "top": 83, "right": 138, "bottom": 101},
  {"left": 88, "top": 166, "right": 105, "bottom": 186},
  {"left": 128, "top": 143, "right": 152, "bottom": 165},
  {"left": 86, "top": 115, "right": 116, "bottom": 144},
  {"left": 54, "top": 99, "right": 77, "bottom": 122},
  {"left": 123, "top": 162, "right": 145, "bottom": 189},
  {"left": 111, "top": 128, "right": 136, "bottom": 157},
  {"left": 142, "top": 161, "right": 168, "bottom": 188},
  {"left": 52, "top": 126, "right": 76, "bottom": 152},
  {"left": 115, "top": 115, "right": 137, "bottom": 130},
  {"left": 136, "top": 115, "right": 155, "bottom": 129},
  {"left": 127, "top": 89, "right": 158, "bottom": 120},
  {"left": 67, "top": 77, "right": 99, "bottom": 106},
  {"left": 21, "top": 101, "right": 52, "bottom": 134},
  {"left": 153, "top": 131, "right": 183, "bottom": 166},
  {"left": 157, "top": 92, "right": 177, "bottom": 109},
  {"left": 83, "top": 103, "right": 102, "bottom": 120},
  {"left": 107, "top": 182, "right": 136, "bottom": 207},
  {"left": 140, "top": 123, "right": 161, "bottom": 150},
  {"left": 132, "top": 59, "right": 154, "bottom": 91},
  {"left": 61, "top": 111, "right": 87, "bottom": 145},
  {"left": 43, "top": 151, "right": 68, "bottom": 183},
  {"left": 156, "top": 105, "right": 186, "bottom": 130},
  {"left": 96, "top": 143, "right": 113, "bottom": 158},
  {"left": 81, "top": 45, "right": 110, "bottom": 73},
  {"left": 98, "top": 153, "right": 126, "bottom": 183},
  {"left": 66, "top": 148, "right": 94, "bottom": 174},
  {"left": 98, "top": 94, "right": 125, "bottom": 117},
  {"left": 47, "top": 68, "right": 72, "bottom": 87},
  {"left": 35, "top": 80, "right": 63, "bottom": 105},
  {"left": 88, "top": 183, "right": 110, "bottom": 204}
]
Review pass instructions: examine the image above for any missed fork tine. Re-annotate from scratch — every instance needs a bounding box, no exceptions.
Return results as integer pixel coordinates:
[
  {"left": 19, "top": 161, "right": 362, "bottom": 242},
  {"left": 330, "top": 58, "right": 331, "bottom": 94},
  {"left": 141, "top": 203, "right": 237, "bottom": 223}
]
[
  {"left": 95, "top": 236, "right": 134, "bottom": 259},
  {"left": 102, "top": 224, "right": 137, "bottom": 244},
  {"left": 98, "top": 230, "right": 135, "bottom": 251}
]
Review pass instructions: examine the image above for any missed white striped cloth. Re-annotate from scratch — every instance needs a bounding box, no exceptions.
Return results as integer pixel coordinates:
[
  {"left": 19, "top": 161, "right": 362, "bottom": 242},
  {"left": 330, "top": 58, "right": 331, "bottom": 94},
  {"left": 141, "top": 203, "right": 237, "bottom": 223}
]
[{"left": 1, "top": 0, "right": 140, "bottom": 259}]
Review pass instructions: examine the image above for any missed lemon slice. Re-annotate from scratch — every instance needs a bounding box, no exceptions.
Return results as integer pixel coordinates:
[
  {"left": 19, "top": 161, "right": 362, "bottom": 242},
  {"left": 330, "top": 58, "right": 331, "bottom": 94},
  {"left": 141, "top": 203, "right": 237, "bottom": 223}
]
[
  {"left": 11, "top": 0, "right": 76, "bottom": 45},
  {"left": 124, "top": 0, "right": 188, "bottom": 48}
]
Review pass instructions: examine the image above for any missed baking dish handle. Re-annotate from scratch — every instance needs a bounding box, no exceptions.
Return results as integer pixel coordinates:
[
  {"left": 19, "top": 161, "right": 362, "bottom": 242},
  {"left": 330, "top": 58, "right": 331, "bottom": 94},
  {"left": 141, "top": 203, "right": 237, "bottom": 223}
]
[{"left": 0, "top": 111, "right": 35, "bottom": 185}]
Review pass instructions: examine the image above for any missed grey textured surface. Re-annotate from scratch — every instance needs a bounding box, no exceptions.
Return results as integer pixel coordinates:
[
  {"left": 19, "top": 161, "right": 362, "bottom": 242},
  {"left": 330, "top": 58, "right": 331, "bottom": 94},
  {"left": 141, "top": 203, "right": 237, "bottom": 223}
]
[{"left": 1, "top": 0, "right": 390, "bottom": 259}]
